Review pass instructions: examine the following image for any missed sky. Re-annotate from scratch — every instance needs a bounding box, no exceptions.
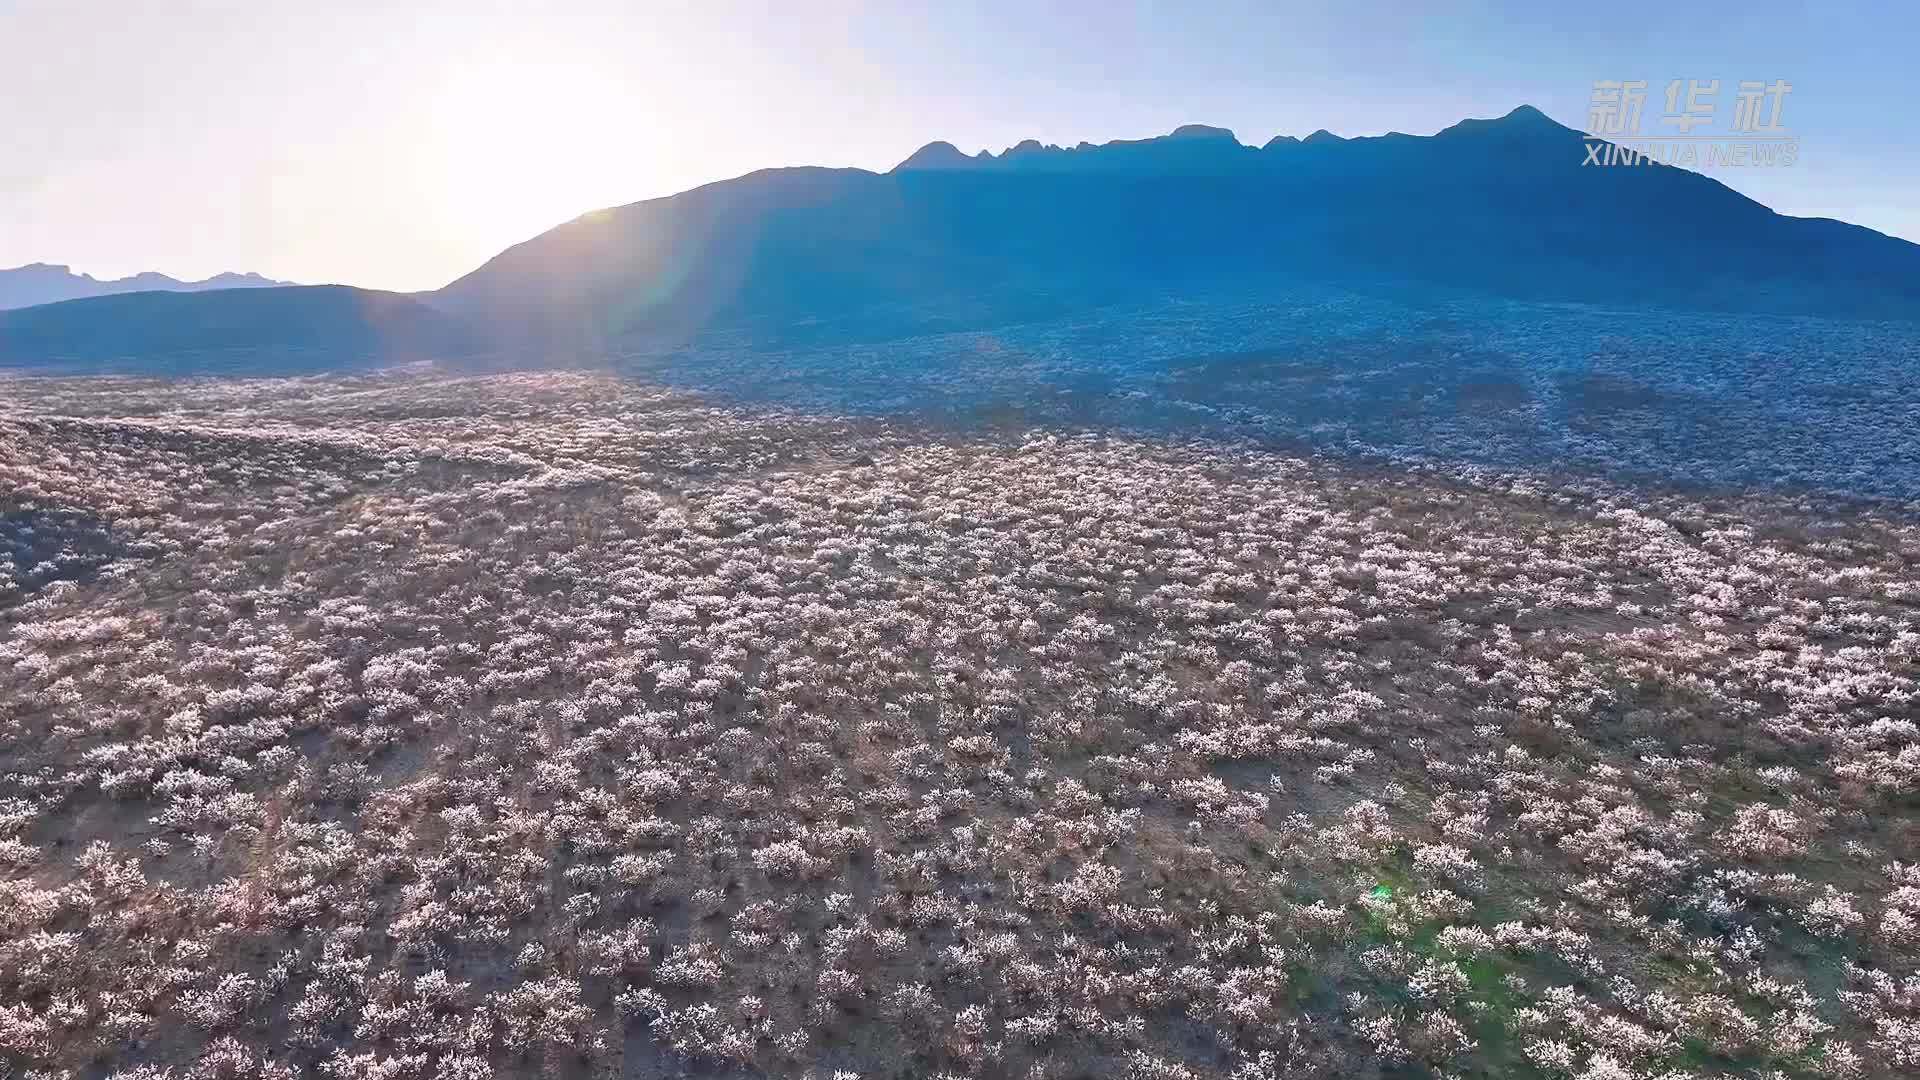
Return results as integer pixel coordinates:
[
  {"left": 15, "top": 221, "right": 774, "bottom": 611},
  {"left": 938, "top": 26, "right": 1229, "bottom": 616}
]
[{"left": 3, "top": 0, "right": 1916, "bottom": 294}]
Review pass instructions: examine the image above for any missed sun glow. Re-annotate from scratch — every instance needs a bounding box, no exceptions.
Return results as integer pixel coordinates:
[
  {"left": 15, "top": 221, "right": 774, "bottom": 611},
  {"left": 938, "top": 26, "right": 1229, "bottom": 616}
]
[{"left": 422, "top": 49, "right": 660, "bottom": 265}]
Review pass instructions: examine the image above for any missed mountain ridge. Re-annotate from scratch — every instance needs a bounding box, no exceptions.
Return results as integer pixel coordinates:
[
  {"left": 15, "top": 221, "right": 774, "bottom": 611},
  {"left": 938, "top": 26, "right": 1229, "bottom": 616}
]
[
  {"left": 885, "top": 104, "right": 1568, "bottom": 173},
  {"left": 431, "top": 103, "right": 1920, "bottom": 358},
  {"left": 3, "top": 104, "right": 1916, "bottom": 374},
  {"left": 0, "top": 262, "right": 291, "bottom": 311}
]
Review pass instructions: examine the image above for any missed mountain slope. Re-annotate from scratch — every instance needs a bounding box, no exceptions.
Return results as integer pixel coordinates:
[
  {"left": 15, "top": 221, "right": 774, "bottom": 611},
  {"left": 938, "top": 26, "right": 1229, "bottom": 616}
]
[
  {"left": 0, "top": 286, "right": 471, "bottom": 374},
  {"left": 0, "top": 263, "right": 290, "bottom": 311},
  {"left": 432, "top": 106, "right": 1920, "bottom": 356},
  {"left": 6, "top": 106, "right": 1916, "bottom": 374}
]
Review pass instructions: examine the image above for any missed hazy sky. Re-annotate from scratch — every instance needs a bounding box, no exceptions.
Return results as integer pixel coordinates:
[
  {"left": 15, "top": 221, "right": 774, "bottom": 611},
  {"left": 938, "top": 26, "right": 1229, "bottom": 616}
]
[{"left": 4, "top": 1, "right": 1915, "bottom": 293}]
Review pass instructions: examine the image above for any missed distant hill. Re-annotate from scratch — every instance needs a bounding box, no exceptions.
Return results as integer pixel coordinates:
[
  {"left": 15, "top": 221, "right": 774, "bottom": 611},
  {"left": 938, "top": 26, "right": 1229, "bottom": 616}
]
[
  {"left": 0, "top": 263, "right": 290, "bottom": 311},
  {"left": 433, "top": 105, "right": 1920, "bottom": 357},
  {"left": 0, "top": 286, "right": 471, "bottom": 374}
]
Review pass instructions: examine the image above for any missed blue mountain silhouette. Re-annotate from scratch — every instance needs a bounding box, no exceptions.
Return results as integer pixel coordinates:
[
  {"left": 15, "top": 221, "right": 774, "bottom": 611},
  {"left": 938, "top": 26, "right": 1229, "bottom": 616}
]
[
  {"left": 0, "top": 287, "right": 468, "bottom": 374},
  {"left": 433, "top": 105, "right": 1920, "bottom": 358},
  {"left": 0, "top": 263, "right": 288, "bottom": 311},
  {"left": 4, "top": 106, "right": 1916, "bottom": 371}
]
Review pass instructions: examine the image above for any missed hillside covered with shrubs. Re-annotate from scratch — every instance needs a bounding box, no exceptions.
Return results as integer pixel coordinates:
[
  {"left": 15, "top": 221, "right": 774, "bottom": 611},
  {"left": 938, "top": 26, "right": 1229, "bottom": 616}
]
[{"left": 1, "top": 371, "right": 1917, "bottom": 1079}]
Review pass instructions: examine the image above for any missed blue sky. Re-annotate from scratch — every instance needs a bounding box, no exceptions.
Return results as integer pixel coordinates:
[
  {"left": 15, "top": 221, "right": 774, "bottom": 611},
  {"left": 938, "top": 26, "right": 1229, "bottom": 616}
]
[{"left": 3, "top": 0, "right": 1913, "bottom": 292}]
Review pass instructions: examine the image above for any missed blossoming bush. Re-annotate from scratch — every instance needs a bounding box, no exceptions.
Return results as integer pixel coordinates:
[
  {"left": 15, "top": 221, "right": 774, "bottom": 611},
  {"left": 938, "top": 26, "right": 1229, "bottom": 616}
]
[{"left": 0, "top": 370, "right": 1915, "bottom": 1078}]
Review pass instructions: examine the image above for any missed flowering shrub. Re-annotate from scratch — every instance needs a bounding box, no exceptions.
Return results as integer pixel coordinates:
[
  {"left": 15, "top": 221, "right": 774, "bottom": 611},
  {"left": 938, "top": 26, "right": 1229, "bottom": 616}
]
[{"left": 0, "top": 370, "right": 1915, "bottom": 1077}]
